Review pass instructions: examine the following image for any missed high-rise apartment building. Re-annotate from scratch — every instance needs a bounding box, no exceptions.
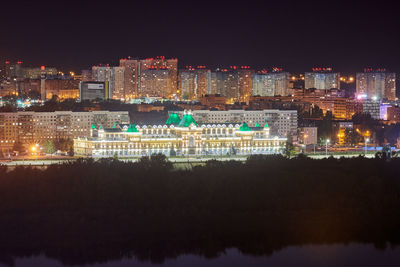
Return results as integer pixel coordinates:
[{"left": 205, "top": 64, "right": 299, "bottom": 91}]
[
  {"left": 305, "top": 68, "right": 340, "bottom": 90},
  {"left": 81, "top": 70, "right": 92, "bottom": 82},
  {"left": 252, "top": 71, "right": 291, "bottom": 97},
  {"left": 92, "top": 66, "right": 113, "bottom": 98},
  {"left": 119, "top": 58, "right": 139, "bottom": 100},
  {"left": 237, "top": 67, "right": 253, "bottom": 103},
  {"left": 179, "top": 66, "right": 212, "bottom": 100},
  {"left": 139, "top": 57, "right": 178, "bottom": 98},
  {"left": 112, "top": 67, "right": 125, "bottom": 100},
  {"left": 356, "top": 69, "right": 396, "bottom": 100}
]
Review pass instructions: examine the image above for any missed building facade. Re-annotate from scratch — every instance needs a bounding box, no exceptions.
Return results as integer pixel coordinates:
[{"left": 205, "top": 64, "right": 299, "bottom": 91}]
[
  {"left": 356, "top": 69, "right": 396, "bottom": 100},
  {"left": 305, "top": 69, "right": 340, "bottom": 90},
  {"left": 252, "top": 72, "right": 291, "bottom": 97},
  {"left": 79, "top": 81, "right": 109, "bottom": 101},
  {"left": 74, "top": 111, "right": 286, "bottom": 157},
  {"left": 0, "top": 111, "right": 129, "bottom": 151},
  {"left": 174, "top": 109, "right": 298, "bottom": 138}
]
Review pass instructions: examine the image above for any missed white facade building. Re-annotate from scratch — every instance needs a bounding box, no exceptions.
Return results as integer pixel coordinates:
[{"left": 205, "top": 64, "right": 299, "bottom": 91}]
[
  {"left": 175, "top": 110, "right": 298, "bottom": 138},
  {"left": 0, "top": 111, "right": 129, "bottom": 149}
]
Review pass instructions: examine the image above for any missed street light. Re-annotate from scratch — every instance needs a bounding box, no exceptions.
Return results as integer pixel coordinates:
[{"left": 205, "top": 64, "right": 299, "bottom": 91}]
[
  {"left": 325, "top": 139, "right": 330, "bottom": 157},
  {"left": 364, "top": 138, "right": 370, "bottom": 155}
]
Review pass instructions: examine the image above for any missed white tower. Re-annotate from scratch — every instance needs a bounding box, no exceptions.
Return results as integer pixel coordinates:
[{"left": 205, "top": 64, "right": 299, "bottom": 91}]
[{"left": 40, "top": 66, "right": 46, "bottom": 101}]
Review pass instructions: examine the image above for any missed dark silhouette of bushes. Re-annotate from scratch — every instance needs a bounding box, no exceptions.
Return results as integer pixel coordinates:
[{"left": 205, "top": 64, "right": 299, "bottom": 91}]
[{"left": 1, "top": 155, "right": 400, "bottom": 265}]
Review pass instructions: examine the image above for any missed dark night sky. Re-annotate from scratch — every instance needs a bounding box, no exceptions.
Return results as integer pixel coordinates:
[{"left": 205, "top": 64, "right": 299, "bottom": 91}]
[{"left": 1, "top": 1, "right": 399, "bottom": 73}]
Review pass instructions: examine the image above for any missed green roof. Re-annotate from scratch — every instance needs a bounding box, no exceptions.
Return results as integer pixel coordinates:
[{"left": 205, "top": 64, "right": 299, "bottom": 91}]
[
  {"left": 178, "top": 113, "right": 198, "bottom": 127},
  {"left": 126, "top": 124, "right": 139, "bottom": 133},
  {"left": 91, "top": 123, "right": 96, "bottom": 129},
  {"left": 99, "top": 124, "right": 103, "bottom": 130},
  {"left": 239, "top": 122, "right": 251, "bottom": 131},
  {"left": 166, "top": 113, "right": 181, "bottom": 125},
  {"left": 255, "top": 122, "right": 260, "bottom": 127},
  {"left": 264, "top": 122, "right": 269, "bottom": 128}
]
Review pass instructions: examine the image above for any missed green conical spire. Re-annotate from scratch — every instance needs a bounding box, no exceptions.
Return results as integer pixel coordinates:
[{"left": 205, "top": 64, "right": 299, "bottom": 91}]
[
  {"left": 178, "top": 113, "right": 198, "bottom": 127},
  {"left": 255, "top": 122, "right": 260, "bottom": 127},
  {"left": 264, "top": 122, "right": 269, "bottom": 128},
  {"left": 126, "top": 124, "right": 139, "bottom": 133},
  {"left": 99, "top": 124, "right": 103, "bottom": 130},
  {"left": 91, "top": 123, "right": 96, "bottom": 129},
  {"left": 239, "top": 122, "right": 251, "bottom": 131},
  {"left": 166, "top": 113, "right": 181, "bottom": 125}
]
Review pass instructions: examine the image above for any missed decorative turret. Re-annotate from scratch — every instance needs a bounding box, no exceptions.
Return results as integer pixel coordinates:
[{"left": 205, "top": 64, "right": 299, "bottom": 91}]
[
  {"left": 91, "top": 123, "right": 98, "bottom": 137},
  {"left": 255, "top": 122, "right": 260, "bottom": 127},
  {"left": 263, "top": 122, "right": 270, "bottom": 137},
  {"left": 166, "top": 113, "right": 181, "bottom": 125},
  {"left": 178, "top": 110, "right": 198, "bottom": 127},
  {"left": 126, "top": 124, "right": 139, "bottom": 133},
  {"left": 238, "top": 122, "right": 251, "bottom": 131}
]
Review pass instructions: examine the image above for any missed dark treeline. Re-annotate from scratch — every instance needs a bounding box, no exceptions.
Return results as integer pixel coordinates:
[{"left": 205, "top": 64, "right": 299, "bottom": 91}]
[{"left": 1, "top": 155, "right": 400, "bottom": 266}]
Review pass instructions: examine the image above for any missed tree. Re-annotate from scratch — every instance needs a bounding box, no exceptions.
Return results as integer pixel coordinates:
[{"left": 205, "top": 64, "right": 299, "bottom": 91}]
[
  {"left": 137, "top": 153, "right": 173, "bottom": 171},
  {"left": 54, "top": 138, "right": 73, "bottom": 152},
  {"left": 283, "top": 135, "right": 296, "bottom": 158},
  {"left": 344, "top": 128, "right": 363, "bottom": 146},
  {"left": 318, "top": 112, "right": 334, "bottom": 141},
  {"left": 43, "top": 140, "right": 56, "bottom": 154}
]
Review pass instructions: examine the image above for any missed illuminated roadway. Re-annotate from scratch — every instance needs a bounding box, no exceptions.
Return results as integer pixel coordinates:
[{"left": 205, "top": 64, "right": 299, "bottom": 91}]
[{"left": 1, "top": 153, "right": 377, "bottom": 168}]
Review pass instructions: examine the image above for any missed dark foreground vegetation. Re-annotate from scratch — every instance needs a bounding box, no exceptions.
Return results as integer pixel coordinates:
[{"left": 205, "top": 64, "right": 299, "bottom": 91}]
[{"left": 1, "top": 155, "right": 400, "bottom": 266}]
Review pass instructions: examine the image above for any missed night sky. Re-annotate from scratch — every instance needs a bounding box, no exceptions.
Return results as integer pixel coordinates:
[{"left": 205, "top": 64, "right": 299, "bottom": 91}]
[{"left": 1, "top": 1, "right": 399, "bottom": 73}]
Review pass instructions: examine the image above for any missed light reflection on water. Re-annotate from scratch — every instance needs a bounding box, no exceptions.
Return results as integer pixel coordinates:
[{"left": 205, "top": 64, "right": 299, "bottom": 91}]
[{"left": 3, "top": 243, "right": 400, "bottom": 267}]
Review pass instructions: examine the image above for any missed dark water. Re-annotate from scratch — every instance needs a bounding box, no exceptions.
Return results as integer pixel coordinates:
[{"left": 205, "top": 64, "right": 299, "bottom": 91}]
[{"left": 3, "top": 244, "right": 400, "bottom": 267}]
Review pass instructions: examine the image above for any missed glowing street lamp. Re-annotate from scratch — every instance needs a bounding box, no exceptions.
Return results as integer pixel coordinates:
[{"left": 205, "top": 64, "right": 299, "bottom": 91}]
[
  {"left": 364, "top": 138, "right": 370, "bottom": 155},
  {"left": 325, "top": 139, "right": 330, "bottom": 156}
]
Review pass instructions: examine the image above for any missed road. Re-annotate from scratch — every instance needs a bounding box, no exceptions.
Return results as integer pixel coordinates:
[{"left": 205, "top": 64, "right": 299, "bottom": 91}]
[{"left": 0, "top": 153, "right": 378, "bottom": 169}]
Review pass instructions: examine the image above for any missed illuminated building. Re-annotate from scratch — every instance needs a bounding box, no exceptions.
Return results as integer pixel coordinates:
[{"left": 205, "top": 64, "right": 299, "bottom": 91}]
[
  {"left": 199, "top": 94, "right": 226, "bottom": 108},
  {"left": 0, "top": 111, "right": 129, "bottom": 151},
  {"left": 24, "top": 67, "right": 58, "bottom": 79},
  {"left": 175, "top": 109, "right": 298, "bottom": 138},
  {"left": 179, "top": 70, "right": 196, "bottom": 100},
  {"left": 179, "top": 66, "right": 211, "bottom": 100},
  {"left": 387, "top": 107, "right": 400, "bottom": 123},
  {"left": 208, "top": 67, "right": 253, "bottom": 103},
  {"left": 252, "top": 71, "right": 291, "bottom": 97},
  {"left": 44, "top": 79, "right": 80, "bottom": 100},
  {"left": 237, "top": 67, "right": 253, "bottom": 103},
  {"left": 3, "top": 61, "right": 24, "bottom": 80},
  {"left": 81, "top": 70, "right": 92, "bottom": 82},
  {"left": 79, "top": 81, "right": 109, "bottom": 101},
  {"left": 112, "top": 67, "right": 125, "bottom": 100},
  {"left": 73, "top": 111, "right": 286, "bottom": 157},
  {"left": 356, "top": 69, "right": 396, "bottom": 100},
  {"left": 360, "top": 99, "right": 381, "bottom": 119},
  {"left": 92, "top": 66, "right": 114, "bottom": 97},
  {"left": 298, "top": 127, "right": 317, "bottom": 145},
  {"left": 139, "top": 57, "right": 178, "bottom": 98},
  {"left": 119, "top": 58, "right": 139, "bottom": 100},
  {"left": 305, "top": 68, "right": 340, "bottom": 90}
]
